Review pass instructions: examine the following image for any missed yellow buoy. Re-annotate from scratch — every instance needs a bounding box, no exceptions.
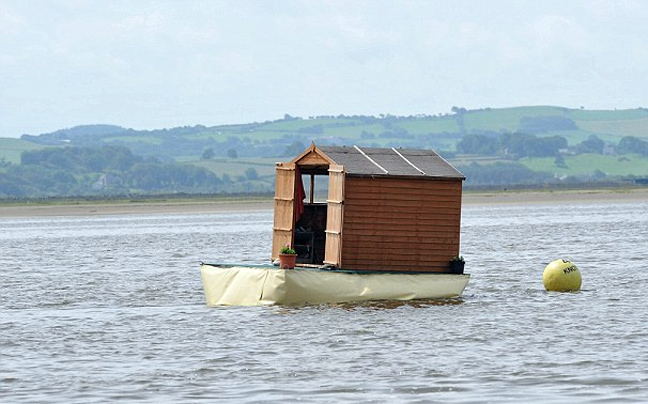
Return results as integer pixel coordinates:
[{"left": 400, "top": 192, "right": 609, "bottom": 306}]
[{"left": 543, "top": 259, "right": 582, "bottom": 292}]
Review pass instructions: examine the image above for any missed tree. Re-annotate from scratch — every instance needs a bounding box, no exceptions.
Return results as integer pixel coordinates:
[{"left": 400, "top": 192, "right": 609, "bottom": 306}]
[
  {"left": 617, "top": 136, "right": 648, "bottom": 155},
  {"left": 13, "top": 144, "right": 226, "bottom": 196},
  {"left": 283, "top": 141, "right": 305, "bottom": 157},
  {"left": 227, "top": 149, "right": 238, "bottom": 159},
  {"left": 499, "top": 133, "right": 567, "bottom": 158},
  {"left": 518, "top": 116, "right": 577, "bottom": 134},
  {"left": 576, "top": 135, "right": 605, "bottom": 154},
  {"left": 460, "top": 162, "right": 553, "bottom": 186},
  {"left": 457, "top": 134, "right": 498, "bottom": 154},
  {"left": 202, "top": 148, "right": 215, "bottom": 160},
  {"left": 245, "top": 168, "right": 259, "bottom": 180},
  {"left": 103, "top": 145, "right": 141, "bottom": 170}
]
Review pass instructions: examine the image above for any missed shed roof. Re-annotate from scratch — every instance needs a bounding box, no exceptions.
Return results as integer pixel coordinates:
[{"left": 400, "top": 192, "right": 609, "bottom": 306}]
[{"left": 317, "top": 146, "right": 465, "bottom": 180}]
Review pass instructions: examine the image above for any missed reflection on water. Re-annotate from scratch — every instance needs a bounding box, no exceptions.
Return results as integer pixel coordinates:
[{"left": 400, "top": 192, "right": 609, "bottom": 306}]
[
  {"left": 329, "top": 298, "right": 465, "bottom": 311},
  {"left": 1, "top": 201, "right": 648, "bottom": 403},
  {"left": 270, "top": 298, "right": 465, "bottom": 314}
]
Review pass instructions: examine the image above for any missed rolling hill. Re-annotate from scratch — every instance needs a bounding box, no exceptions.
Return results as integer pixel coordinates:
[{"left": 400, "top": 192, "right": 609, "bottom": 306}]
[{"left": 2, "top": 106, "right": 648, "bottom": 196}]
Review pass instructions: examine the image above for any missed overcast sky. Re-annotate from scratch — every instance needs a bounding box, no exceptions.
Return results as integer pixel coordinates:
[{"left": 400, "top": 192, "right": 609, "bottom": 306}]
[{"left": 2, "top": 0, "right": 647, "bottom": 138}]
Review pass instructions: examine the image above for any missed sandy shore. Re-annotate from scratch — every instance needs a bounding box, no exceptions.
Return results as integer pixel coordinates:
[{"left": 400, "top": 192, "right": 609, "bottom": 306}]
[
  {"left": 462, "top": 187, "right": 648, "bottom": 205},
  {"left": 0, "top": 188, "right": 646, "bottom": 218},
  {"left": 0, "top": 200, "right": 275, "bottom": 218}
]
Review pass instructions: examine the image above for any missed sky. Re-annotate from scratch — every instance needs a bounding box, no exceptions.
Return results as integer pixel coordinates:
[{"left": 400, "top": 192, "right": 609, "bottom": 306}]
[{"left": 2, "top": 0, "right": 648, "bottom": 138}]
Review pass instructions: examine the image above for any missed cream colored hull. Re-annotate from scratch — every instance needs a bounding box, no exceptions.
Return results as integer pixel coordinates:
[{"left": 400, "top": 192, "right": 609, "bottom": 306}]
[{"left": 200, "top": 264, "right": 470, "bottom": 306}]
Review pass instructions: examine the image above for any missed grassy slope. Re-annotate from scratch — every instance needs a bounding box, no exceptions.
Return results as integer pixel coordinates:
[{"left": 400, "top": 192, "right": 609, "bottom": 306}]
[
  {"left": 190, "top": 157, "right": 277, "bottom": 182},
  {"left": 187, "top": 115, "right": 463, "bottom": 144},
  {"left": 462, "top": 106, "right": 566, "bottom": 132},
  {"left": 4, "top": 106, "right": 648, "bottom": 179},
  {"left": 575, "top": 117, "right": 648, "bottom": 139},
  {"left": 0, "top": 138, "right": 46, "bottom": 164}
]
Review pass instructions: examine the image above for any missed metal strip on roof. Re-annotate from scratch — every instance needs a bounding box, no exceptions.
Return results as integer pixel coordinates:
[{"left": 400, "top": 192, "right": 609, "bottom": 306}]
[
  {"left": 317, "top": 145, "right": 464, "bottom": 179},
  {"left": 353, "top": 145, "right": 388, "bottom": 174},
  {"left": 391, "top": 147, "right": 426, "bottom": 175}
]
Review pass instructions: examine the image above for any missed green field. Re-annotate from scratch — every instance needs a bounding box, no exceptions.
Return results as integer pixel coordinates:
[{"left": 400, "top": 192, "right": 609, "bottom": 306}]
[
  {"left": 575, "top": 117, "right": 648, "bottom": 139},
  {"left": 0, "top": 138, "right": 46, "bottom": 164},
  {"left": 190, "top": 157, "right": 277, "bottom": 179},
  {"left": 4, "top": 106, "right": 648, "bottom": 181},
  {"left": 567, "top": 108, "right": 648, "bottom": 121},
  {"left": 463, "top": 106, "right": 566, "bottom": 132}
]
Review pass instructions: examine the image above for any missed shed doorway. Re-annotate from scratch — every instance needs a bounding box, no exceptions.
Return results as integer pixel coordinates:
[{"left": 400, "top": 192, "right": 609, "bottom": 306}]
[{"left": 294, "top": 169, "right": 329, "bottom": 265}]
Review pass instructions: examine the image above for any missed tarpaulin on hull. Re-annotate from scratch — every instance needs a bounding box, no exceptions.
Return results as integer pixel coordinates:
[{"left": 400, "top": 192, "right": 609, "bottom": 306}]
[{"left": 200, "top": 264, "right": 470, "bottom": 306}]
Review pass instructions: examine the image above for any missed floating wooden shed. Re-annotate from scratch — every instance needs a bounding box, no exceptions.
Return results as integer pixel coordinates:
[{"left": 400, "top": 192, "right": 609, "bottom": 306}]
[{"left": 271, "top": 144, "right": 466, "bottom": 273}]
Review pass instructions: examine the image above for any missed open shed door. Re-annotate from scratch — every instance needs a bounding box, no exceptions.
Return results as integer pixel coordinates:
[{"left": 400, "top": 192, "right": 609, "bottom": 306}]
[
  {"left": 324, "top": 164, "right": 345, "bottom": 267},
  {"left": 272, "top": 163, "right": 296, "bottom": 260}
]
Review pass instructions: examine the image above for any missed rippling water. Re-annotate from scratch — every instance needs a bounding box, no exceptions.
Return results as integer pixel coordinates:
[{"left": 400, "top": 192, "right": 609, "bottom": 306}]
[{"left": 1, "top": 200, "right": 647, "bottom": 403}]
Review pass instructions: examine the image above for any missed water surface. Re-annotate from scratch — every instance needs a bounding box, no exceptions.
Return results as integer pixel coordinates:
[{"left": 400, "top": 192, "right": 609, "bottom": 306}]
[{"left": 1, "top": 201, "right": 647, "bottom": 403}]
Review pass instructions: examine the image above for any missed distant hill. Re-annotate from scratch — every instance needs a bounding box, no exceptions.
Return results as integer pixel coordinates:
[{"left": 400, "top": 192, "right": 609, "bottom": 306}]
[
  {"left": 2, "top": 106, "right": 648, "bottom": 196},
  {"left": 12, "top": 106, "right": 648, "bottom": 161},
  {"left": 30, "top": 124, "right": 131, "bottom": 140}
]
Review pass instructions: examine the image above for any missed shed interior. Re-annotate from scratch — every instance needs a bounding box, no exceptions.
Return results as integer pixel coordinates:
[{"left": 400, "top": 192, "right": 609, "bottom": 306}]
[{"left": 294, "top": 165, "right": 330, "bottom": 265}]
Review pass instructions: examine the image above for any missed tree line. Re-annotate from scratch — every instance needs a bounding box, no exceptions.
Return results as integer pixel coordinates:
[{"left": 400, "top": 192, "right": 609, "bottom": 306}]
[
  {"left": 0, "top": 145, "right": 224, "bottom": 198},
  {"left": 457, "top": 133, "right": 648, "bottom": 158},
  {"left": 4, "top": 128, "right": 648, "bottom": 198}
]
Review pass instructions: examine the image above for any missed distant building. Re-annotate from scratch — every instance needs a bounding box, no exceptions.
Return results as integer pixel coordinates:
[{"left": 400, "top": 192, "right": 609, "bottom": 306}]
[
  {"left": 92, "top": 174, "right": 108, "bottom": 190},
  {"left": 603, "top": 144, "right": 616, "bottom": 155}
]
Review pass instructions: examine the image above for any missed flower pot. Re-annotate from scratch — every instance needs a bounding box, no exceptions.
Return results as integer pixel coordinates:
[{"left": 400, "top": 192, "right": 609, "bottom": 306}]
[
  {"left": 278, "top": 253, "right": 297, "bottom": 269},
  {"left": 449, "top": 261, "right": 465, "bottom": 274}
]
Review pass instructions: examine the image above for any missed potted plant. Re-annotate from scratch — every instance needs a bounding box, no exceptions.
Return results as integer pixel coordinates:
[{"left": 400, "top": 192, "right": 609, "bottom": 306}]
[
  {"left": 278, "top": 244, "right": 297, "bottom": 269},
  {"left": 449, "top": 256, "right": 465, "bottom": 274}
]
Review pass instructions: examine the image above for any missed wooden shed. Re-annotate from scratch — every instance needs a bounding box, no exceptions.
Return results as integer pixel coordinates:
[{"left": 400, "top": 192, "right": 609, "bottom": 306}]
[{"left": 271, "top": 144, "right": 466, "bottom": 273}]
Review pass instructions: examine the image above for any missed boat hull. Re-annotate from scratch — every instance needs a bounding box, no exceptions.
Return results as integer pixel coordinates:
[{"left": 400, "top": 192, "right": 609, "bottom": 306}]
[{"left": 200, "top": 264, "right": 470, "bottom": 306}]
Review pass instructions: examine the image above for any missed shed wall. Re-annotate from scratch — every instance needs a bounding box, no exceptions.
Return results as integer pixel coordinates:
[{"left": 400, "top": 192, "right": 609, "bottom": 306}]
[{"left": 341, "top": 177, "right": 462, "bottom": 272}]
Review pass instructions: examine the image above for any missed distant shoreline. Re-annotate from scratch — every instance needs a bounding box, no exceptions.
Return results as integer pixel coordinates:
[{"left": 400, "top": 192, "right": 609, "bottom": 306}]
[
  {"left": 0, "top": 198, "right": 274, "bottom": 218},
  {"left": 0, "top": 188, "right": 646, "bottom": 218},
  {"left": 463, "top": 187, "right": 648, "bottom": 205}
]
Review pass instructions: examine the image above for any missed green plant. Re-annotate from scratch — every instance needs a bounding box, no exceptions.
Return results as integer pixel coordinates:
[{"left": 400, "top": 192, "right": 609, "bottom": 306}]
[
  {"left": 280, "top": 244, "right": 296, "bottom": 255},
  {"left": 451, "top": 255, "right": 465, "bottom": 262}
]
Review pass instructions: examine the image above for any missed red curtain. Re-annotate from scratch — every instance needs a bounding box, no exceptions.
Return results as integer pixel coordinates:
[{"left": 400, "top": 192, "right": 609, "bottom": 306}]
[{"left": 294, "top": 166, "right": 305, "bottom": 222}]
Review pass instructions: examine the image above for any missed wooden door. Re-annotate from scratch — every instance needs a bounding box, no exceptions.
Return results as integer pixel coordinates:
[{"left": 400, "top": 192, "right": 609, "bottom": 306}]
[
  {"left": 272, "top": 163, "right": 296, "bottom": 259},
  {"left": 324, "top": 165, "right": 344, "bottom": 267}
]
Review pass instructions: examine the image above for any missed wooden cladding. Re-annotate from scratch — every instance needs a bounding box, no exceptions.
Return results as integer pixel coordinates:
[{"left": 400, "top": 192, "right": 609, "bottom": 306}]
[
  {"left": 340, "top": 176, "right": 462, "bottom": 272},
  {"left": 273, "top": 200, "right": 294, "bottom": 231},
  {"left": 272, "top": 164, "right": 296, "bottom": 259},
  {"left": 272, "top": 145, "right": 465, "bottom": 273},
  {"left": 324, "top": 166, "right": 344, "bottom": 266},
  {"left": 298, "top": 152, "right": 331, "bottom": 166},
  {"left": 274, "top": 164, "right": 296, "bottom": 200}
]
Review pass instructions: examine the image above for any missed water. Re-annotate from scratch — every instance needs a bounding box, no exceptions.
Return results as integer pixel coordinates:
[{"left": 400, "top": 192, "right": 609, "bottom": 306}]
[{"left": 1, "top": 200, "right": 647, "bottom": 403}]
